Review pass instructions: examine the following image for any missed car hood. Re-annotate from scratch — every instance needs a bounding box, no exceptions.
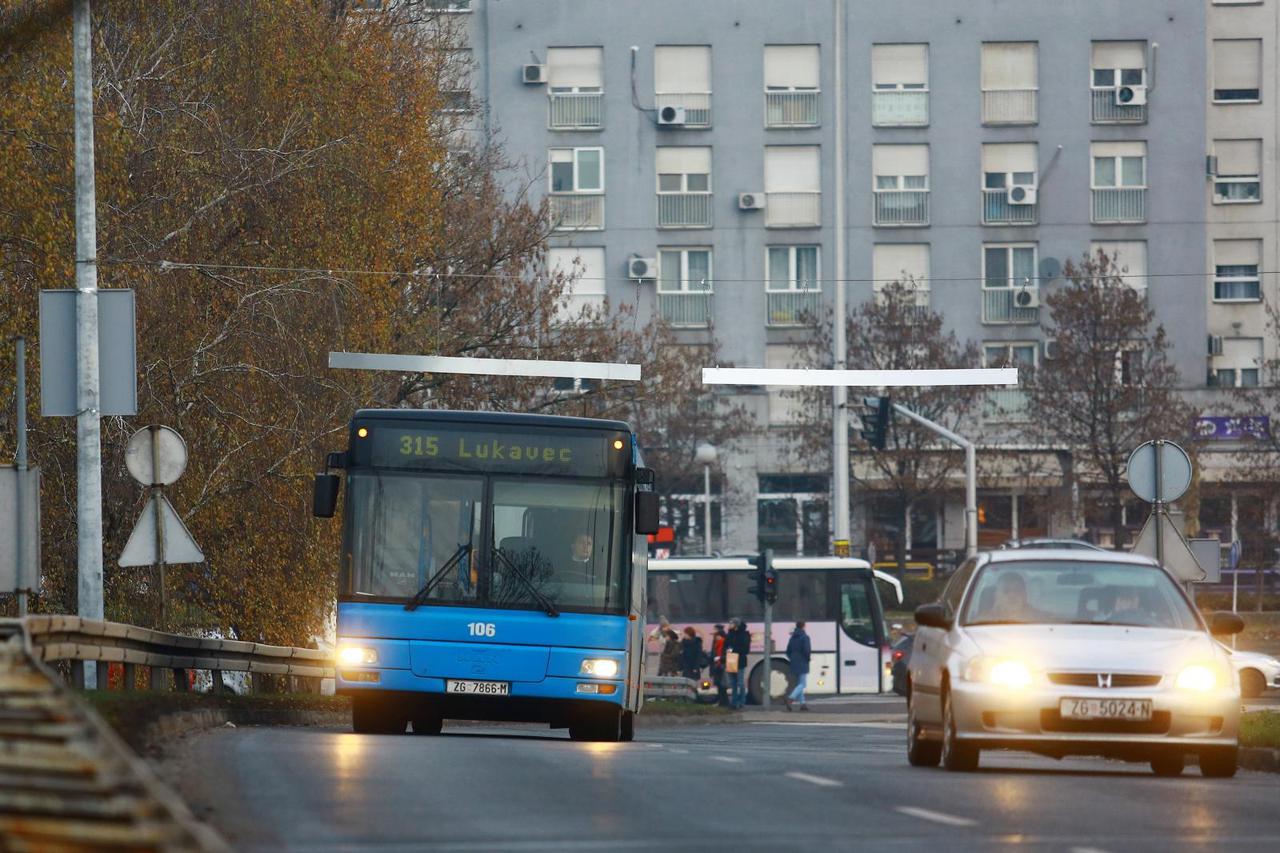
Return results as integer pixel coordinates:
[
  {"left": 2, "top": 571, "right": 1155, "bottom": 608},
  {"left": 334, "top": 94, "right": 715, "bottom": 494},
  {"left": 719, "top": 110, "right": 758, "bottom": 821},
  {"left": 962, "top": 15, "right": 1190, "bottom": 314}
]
[
  {"left": 1228, "top": 647, "right": 1280, "bottom": 668},
  {"left": 962, "top": 624, "right": 1220, "bottom": 672}
]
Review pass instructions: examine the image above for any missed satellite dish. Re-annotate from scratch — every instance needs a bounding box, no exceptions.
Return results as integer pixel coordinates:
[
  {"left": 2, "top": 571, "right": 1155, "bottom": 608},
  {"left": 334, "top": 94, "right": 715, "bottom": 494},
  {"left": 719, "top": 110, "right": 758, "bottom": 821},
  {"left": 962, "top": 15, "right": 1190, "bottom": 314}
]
[{"left": 1039, "top": 257, "right": 1062, "bottom": 282}]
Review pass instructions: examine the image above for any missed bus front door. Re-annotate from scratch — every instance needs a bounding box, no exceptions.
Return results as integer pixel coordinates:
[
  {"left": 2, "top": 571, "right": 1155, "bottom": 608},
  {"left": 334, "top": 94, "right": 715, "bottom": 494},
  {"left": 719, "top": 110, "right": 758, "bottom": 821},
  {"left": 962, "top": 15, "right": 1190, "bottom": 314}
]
[{"left": 836, "top": 580, "right": 881, "bottom": 693}]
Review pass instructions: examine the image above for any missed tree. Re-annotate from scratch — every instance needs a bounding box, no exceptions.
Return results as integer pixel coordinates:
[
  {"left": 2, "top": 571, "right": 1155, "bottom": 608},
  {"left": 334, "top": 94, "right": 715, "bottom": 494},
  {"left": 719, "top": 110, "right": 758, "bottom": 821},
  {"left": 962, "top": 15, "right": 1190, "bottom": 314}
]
[
  {"left": 1026, "top": 250, "right": 1197, "bottom": 548},
  {"left": 787, "top": 281, "right": 981, "bottom": 570}
]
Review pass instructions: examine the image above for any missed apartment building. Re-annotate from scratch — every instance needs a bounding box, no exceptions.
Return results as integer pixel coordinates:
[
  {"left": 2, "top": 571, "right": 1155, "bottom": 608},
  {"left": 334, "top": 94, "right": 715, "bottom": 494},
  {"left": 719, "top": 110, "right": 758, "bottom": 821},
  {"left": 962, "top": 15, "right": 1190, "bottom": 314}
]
[{"left": 439, "top": 0, "right": 1251, "bottom": 562}]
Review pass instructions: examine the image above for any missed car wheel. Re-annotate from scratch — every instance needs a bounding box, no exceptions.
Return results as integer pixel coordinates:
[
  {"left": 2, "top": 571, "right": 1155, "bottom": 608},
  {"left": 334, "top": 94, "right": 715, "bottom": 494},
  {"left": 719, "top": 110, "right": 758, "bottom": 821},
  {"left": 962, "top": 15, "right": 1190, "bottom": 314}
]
[
  {"left": 1240, "top": 668, "right": 1266, "bottom": 699},
  {"left": 1199, "top": 746, "right": 1239, "bottom": 779},
  {"left": 1150, "top": 752, "right": 1185, "bottom": 777},
  {"left": 570, "top": 707, "right": 622, "bottom": 742},
  {"left": 906, "top": 693, "right": 941, "bottom": 767},
  {"left": 620, "top": 710, "right": 635, "bottom": 742},
  {"left": 940, "top": 686, "right": 979, "bottom": 772},
  {"left": 352, "top": 696, "right": 405, "bottom": 735}
]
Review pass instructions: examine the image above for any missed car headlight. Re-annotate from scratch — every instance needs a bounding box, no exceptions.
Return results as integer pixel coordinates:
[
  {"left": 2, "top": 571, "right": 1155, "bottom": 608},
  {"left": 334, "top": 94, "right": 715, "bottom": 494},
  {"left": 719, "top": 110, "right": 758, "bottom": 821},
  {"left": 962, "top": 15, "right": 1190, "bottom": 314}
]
[
  {"left": 580, "top": 658, "right": 619, "bottom": 678},
  {"left": 964, "top": 657, "right": 1032, "bottom": 689},
  {"left": 1175, "top": 663, "right": 1222, "bottom": 692},
  {"left": 337, "top": 645, "right": 378, "bottom": 666}
]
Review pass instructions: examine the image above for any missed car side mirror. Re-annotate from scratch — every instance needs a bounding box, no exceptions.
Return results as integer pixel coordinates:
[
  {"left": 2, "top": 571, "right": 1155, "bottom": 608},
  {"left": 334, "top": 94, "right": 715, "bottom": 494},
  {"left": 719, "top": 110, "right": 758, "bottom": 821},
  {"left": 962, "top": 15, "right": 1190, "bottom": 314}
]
[
  {"left": 634, "top": 491, "right": 660, "bottom": 535},
  {"left": 914, "top": 603, "right": 951, "bottom": 630},
  {"left": 1209, "top": 611, "right": 1245, "bottom": 636},
  {"left": 313, "top": 473, "right": 340, "bottom": 519}
]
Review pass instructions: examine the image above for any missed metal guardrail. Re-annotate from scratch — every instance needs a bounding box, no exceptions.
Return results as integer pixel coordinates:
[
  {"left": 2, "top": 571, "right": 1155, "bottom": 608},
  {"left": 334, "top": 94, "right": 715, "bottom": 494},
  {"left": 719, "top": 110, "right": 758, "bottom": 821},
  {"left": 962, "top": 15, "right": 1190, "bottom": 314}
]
[
  {"left": 0, "top": 620, "right": 228, "bottom": 851},
  {"left": 643, "top": 675, "right": 698, "bottom": 701}
]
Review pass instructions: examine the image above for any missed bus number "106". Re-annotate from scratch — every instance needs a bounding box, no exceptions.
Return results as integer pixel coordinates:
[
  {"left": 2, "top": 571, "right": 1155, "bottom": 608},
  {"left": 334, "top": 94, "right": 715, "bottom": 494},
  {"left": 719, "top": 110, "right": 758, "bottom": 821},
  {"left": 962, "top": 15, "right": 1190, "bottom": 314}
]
[{"left": 467, "top": 622, "right": 496, "bottom": 637}]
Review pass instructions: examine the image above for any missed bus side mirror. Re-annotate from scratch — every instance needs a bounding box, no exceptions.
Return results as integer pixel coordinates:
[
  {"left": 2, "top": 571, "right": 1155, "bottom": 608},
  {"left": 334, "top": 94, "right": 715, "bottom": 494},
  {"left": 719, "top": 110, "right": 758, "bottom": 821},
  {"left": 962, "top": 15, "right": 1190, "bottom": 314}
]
[
  {"left": 634, "top": 491, "right": 660, "bottom": 535},
  {"left": 635, "top": 467, "right": 655, "bottom": 486},
  {"left": 313, "top": 473, "right": 340, "bottom": 519}
]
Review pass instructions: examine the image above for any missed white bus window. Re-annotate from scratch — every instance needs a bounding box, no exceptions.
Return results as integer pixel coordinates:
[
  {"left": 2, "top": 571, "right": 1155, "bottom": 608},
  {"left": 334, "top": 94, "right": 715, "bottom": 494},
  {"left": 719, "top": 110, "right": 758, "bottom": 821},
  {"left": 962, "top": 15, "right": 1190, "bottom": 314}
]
[{"left": 841, "top": 582, "right": 877, "bottom": 646}]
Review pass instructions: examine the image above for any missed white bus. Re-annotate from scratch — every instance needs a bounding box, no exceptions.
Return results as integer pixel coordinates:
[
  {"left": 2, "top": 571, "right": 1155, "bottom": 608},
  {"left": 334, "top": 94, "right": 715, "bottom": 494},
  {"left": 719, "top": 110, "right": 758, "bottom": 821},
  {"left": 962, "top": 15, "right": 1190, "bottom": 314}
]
[{"left": 646, "top": 557, "right": 903, "bottom": 703}]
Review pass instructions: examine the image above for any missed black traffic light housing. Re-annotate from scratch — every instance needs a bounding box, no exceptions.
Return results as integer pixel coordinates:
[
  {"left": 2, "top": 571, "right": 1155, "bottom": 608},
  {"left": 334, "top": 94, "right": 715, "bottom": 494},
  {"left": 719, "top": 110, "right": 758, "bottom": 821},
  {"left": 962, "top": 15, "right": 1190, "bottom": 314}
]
[
  {"left": 859, "top": 395, "right": 892, "bottom": 451},
  {"left": 749, "top": 549, "right": 778, "bottom": 604}
]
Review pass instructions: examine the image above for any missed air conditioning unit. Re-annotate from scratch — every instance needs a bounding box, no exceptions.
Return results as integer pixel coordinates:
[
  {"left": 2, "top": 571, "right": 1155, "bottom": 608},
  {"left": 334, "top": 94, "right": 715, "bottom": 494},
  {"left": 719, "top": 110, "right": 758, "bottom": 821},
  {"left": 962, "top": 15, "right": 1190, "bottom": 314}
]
[
  {"left": 1007, "top": 184, "right": 1037, "bottom": 206},
  {"left": 1208, "top": 335, "right": 1224, "bottom": 356},
  {"left": 522, "top": 64, "right": 547, "bottom": 85},
  {"left": 657, "top": 105, "right": 687, "bottom": 126},
  {"left": 1043, "top": 339, "right": 1059, "bottom": 360},
  {"left": 738, "top": 192, "right": 766, "bottom": 210},
  {"left": 1014, "top": 288, "right": 1040, "bottom": 309},
  {"left": 628, "top": 256, "right": 658, "bottom": 280},
  {"left": 1115, "top": 84, "right": 1147, "bottom": 106}
]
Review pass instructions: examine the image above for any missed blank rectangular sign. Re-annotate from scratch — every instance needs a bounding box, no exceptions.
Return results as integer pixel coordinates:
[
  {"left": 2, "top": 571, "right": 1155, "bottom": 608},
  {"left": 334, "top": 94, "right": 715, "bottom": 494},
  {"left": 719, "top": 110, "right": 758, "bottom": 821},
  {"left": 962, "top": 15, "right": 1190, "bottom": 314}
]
[
  {"left": 39, "top": 289, "right": 137, "bottom": 417},
  {"left": 0, "top": 466, "right": 41, "bottom": 592}
]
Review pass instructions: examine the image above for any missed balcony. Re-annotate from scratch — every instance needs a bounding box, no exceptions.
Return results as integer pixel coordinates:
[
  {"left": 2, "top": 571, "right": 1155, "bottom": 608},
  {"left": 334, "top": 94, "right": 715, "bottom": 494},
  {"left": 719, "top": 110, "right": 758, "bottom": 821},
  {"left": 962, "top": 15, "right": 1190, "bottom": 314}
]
[
  {"left": 1091, "top": 89, "right": 1146, "bottom": 124},
  {"left": 554, "top": 294, "right": 606, "bottom": 324},
  {"left": 655, "top": 92, "right": 712, "bottom": 128},
  {"left": 548, "top": 92, "right": 603, "bottom": 130},
  {"left": 982, "top": 288, "right": 1040, "bottom": 324},
  {"left": 982, "top": 189, "right": 1037, "bottom": 226},
  {"left": 985, "top": 388, "right": 1030, "bottom": 423},
  {"left": 548, "top": 193, "right": 604, "bottom": 231},
  {"left": 766, "top": 290, "right": 821, "bottom": 326},
  {"left": 871, "top": 90, "right": 929, "bottom": 127},
  {"left": 657, "top": 291, "right": 711, "bottom": 327},
  {"left": 765, "top": 90, "right": 820, "bottom": 128},
  {"left": 657, "top": 193, "right": 713, "bottom": 229},
  {"left": 873, "top": 190, "right": 929, "bottom": 226},
  {"left": 877, "top": 290, "right": 932, "bottom": 321},
  {"left": 981, "top": 88, "right": 1038, "bottom": 125},
  {"left": 1091, "top": 187, "right": 1146, "bottom": 224},
  {"left": 765, "top": 192, "right": 821, "bottom": 228}
]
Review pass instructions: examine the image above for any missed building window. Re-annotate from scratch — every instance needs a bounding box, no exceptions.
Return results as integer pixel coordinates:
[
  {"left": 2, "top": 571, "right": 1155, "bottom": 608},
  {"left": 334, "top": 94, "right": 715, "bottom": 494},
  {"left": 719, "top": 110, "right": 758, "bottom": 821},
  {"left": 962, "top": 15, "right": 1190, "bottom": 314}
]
[
  {"left": 1213, "top": 240, "right": 1262, "bottom": 301},
  {"left": 764, "top": 45, "right": 820, "bottom": 127},
  {"left": 980, "top": 42, "right": 1037, "bottom": 125},
  {"left": 655, "top": 45, "right": 712, "bottom": 127},
  {"left": 657, "top": 247, "right": 712, "bottom": 327},
  {"left": 1091, "top": 41, "right": 1148, "bottom": 123},
  {"left": 547, "top": 247, "right": 606, "bottom": 320},
  {"left": 1091, "top": 141, "right": 1146, "bottom": 224},
  {"left": 871, "top": 44, "right": 928, "bottom": 126},
  {"left": 872, "top": 243, "right": 929, "bottom": 313},
  {"left": 1211, "top": 339, "right": 1263, "bottom": 387},
  {"left": 983, "top": 342, "right": 1038, "bottom": 369},
  {"left": 656, "top": 147, "right": 713, "bottom": 228},
  {"left": 766, "top": 246, "right": 820, "bottom": 326},
  {"left": 548, "top": 147, "right": 604, "bottom": 230},
  {"left": 981, "top": 143, "right": 1037, "bottom": 225},
  {"left": 982, "top": 244, "right": 1038, "bottom": 324},
  {"left": 764, "top": 146, "right": 821, "bottom": 228},
  {"left": 1213, "top": 39, "right": 1262, "bottom": 102},
  {"left": 1090, "top": 241, "right": 1148, "bottom": 295},
  {"left": 440, "top": 49, "right": 473, "bottom": 113},
  {"left": 766, "top": 345, "right": 805, "bottom": 425},
  {"left": 873, "top": 144, "right": 929, "bottom": 226},
  {"left": 1212, "top": 139, "right": 1262, "bottom": 204},
  {"left": 547, "top": 47, "right": 603, "bottom": 130}
]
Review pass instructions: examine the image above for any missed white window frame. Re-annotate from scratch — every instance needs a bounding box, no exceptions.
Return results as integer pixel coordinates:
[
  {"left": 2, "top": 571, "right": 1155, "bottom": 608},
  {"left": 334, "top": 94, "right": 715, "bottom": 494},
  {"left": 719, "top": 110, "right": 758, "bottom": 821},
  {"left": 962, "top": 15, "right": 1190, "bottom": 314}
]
[
  {"left": 1212, "top": 39, "right": 1263, "bottom": 104},
  {"left": 656, "top": 148, "right": 712, "bottom": 194},
  {"left": 1213, "top": 265, "right": 1262, "bottom": 302},
  {"left": 982, "top": 244, "right": 1038, "bottom": 290},
  {"left": 1091, "top": 153, "right": 1146, "bottom": 189},
  {"left": 871, "top": 44, "right": 928, "bottom": 92},
  {"left": 766, "top": 245, "right": 821, "bottom": 292},
  {"left": 764, "top": 45, "right": 821, "bottom": 93},
  {"left": 657, "top": 247, "right": 713, "bottom": 293},
  {"left": 1212, "top": 339, "right": 1263, "bottom": 388},
  {"left": 982, "top": 341, "right": 1039, "bottom": 369},
  {"left": 547, "top": 47, "right": 604, "bottom": 95},
  {"left": 549, "top": 147, "right": 604, "bottom": 193}
]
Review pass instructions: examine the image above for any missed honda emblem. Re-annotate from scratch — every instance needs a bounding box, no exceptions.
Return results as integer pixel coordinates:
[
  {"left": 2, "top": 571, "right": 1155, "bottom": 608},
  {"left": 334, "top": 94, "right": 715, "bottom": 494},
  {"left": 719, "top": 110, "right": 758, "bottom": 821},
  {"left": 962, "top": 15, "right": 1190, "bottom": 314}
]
[{"left": 1097, "top": 673, "right": 1112, "bottom": 689}]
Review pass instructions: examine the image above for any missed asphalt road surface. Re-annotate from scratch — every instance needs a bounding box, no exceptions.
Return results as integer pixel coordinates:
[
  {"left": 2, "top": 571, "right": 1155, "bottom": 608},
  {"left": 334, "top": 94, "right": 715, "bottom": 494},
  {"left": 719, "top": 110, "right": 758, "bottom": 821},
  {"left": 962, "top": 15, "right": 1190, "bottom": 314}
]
[{"left": 156, "top": 701, "right": 1280, "bottom": 853}]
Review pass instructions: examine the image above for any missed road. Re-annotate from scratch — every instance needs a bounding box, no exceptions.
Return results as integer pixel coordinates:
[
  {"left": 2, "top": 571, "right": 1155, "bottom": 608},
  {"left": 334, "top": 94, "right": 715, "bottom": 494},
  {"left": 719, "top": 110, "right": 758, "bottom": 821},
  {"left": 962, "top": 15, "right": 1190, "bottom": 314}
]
[{"left": 156, "top": 699, "right": 1280, "bottom": 853}]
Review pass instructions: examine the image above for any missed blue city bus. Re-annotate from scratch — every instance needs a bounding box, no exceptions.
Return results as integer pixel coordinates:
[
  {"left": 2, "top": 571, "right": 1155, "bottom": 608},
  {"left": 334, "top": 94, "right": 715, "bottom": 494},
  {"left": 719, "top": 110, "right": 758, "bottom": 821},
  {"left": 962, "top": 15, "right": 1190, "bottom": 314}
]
[{"left": 313, "top": 410, "right": 659, "bottom": 742}]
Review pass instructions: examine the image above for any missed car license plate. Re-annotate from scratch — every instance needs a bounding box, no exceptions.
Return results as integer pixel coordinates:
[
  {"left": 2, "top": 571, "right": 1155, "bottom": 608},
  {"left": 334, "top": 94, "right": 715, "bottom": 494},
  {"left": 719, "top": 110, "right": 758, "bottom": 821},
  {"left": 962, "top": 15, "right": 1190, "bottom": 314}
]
[
  {"left": 446, "top": 679, "right": 511, "bottom": 696},
  {"left": 1060, "top": 697, "right": 1151, "bottom": 721}
]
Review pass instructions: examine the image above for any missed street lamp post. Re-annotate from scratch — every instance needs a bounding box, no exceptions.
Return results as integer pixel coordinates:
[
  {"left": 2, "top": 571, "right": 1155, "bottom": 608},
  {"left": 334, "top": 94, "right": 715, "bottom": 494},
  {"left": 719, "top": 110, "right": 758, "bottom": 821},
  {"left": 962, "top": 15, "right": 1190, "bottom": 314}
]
[{"left": 695, "top": 443, "right": 718, "bottom": 556}]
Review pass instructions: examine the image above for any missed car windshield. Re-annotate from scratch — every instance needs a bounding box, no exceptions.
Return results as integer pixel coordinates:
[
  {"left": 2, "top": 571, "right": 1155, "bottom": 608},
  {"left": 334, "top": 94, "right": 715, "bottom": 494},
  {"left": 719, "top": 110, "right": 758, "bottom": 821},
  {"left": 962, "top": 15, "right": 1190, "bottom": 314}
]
[{"left": 960, "top": 560, "right": 1201, "bottom": 631}]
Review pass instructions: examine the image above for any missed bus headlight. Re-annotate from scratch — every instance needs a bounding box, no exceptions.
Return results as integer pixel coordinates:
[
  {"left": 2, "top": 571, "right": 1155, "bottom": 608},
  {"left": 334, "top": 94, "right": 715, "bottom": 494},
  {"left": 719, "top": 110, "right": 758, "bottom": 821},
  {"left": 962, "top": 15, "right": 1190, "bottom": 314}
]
[
  {"left": 580, "top": 658, "right": 619, "bottom": 678},
  {"left": 337, "top": 645, "right": 378, "bottom": 666}
]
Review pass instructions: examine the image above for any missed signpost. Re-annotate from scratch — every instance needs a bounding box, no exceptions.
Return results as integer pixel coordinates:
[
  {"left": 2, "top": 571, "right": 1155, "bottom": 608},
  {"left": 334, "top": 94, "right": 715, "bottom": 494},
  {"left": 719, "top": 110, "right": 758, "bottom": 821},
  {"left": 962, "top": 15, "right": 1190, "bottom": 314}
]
[
  {"left": 4, "top": 336, "right": 40, "bottom": 613},
  {"left": 1126, "top": 440, "right": 1206, "bottom": 588}
]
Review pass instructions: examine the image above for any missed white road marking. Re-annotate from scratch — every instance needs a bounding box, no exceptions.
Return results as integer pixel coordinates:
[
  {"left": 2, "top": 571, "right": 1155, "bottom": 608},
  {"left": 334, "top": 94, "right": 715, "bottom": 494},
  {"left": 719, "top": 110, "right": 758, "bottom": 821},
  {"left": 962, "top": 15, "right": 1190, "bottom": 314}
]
[
  {"left": 668, "top": 748, "right": 690, "bottom": 754},
  {"left": 785, "top": 771, "right": 843, "bottom": 788},
  {"left": 749, "top": 721, "right": 903, "bottom": 728},
  {"left": 895, "top": 806, "right": 978, "bottom": 828},
  {"left": 710, "top": 755, "right": 743, "bottom": 763},
  {"left": 1070, "top": 847, "right": 1114, "bottom": 853}
]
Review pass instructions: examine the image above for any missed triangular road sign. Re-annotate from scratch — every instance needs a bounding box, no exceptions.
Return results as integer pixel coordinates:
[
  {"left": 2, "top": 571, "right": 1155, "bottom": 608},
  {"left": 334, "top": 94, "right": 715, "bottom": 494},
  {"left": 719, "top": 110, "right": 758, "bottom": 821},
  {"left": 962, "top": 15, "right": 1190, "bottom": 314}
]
[
  {"left": 1131, "top": 509, "right": 1205, "bottom": 583},
  {"left": 118, "top": 494, "right": 204, "bottom": 567}
]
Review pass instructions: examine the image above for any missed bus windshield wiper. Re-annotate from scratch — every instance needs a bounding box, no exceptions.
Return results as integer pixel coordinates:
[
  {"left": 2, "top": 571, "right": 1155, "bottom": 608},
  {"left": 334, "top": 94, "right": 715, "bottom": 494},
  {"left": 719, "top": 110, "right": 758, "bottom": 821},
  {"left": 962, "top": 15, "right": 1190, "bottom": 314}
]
[
  {"left": 492, "top": 547, "right": 560, "bottom": 618},
  {"left": 404, "top": 543, "right": 471, "bottom": 611}
]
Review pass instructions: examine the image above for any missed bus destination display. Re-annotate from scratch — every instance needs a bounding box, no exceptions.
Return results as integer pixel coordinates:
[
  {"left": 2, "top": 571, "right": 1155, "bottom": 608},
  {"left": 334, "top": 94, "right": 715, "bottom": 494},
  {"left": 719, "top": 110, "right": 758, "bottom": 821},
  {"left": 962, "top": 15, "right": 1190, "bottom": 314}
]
[{"left": 362, "top": 423, "right": 625, "bottom": 478}]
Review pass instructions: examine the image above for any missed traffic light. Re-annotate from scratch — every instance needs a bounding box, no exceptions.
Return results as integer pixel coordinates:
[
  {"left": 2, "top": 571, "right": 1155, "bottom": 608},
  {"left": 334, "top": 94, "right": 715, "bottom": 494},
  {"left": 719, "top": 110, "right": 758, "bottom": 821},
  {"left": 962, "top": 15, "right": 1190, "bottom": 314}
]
[
  {"left": 859, "top": 395, "right": 892, "bottom": 450},
  {"left": 749, "top": 549, "right": 777, "bottom": 604}
]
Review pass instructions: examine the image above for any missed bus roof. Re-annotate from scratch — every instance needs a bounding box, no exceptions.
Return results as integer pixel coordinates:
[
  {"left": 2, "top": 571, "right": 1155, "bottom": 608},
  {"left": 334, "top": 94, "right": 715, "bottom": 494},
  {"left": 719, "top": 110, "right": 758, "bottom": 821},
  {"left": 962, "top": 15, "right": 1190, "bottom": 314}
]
[
  {"left": 649, "top": 556, "right": 902, "bottom": 605},
  {"left": 353, "top": 409, "right": 634, "bottom": 433}
]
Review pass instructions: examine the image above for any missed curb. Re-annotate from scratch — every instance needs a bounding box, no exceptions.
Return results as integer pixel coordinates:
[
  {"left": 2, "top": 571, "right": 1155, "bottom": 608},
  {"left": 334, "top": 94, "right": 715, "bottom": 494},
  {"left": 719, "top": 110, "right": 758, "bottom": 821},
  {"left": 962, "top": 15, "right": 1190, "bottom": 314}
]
[
  {"left": 637, "top": 711, "right": 744, "bottom": 727},
  {"left": 1241, "top": 746, "right": 1280, "bottom": 773},
  {"left": 139, "top": 706, "right": 350, "bottom": 751}
]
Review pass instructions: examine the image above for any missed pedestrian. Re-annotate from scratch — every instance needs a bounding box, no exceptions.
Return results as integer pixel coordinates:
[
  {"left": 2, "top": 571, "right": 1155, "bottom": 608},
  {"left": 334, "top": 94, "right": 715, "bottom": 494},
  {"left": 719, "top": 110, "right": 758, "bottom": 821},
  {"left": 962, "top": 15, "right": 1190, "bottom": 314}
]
[
  {"left": 658, "top": 628, "right": 681, "bottom": 676},
  {"left": 679, "top": 626, "right": 703, "bottom": 682},
  {"left": 785, "top": 621, "right": 812, "bottom": 711},
  {"left": 726, "top": 617, "right": 751, "bottom": 709},
  {"left": 708, "top": 623, "right": 729, "bottom": 706}
]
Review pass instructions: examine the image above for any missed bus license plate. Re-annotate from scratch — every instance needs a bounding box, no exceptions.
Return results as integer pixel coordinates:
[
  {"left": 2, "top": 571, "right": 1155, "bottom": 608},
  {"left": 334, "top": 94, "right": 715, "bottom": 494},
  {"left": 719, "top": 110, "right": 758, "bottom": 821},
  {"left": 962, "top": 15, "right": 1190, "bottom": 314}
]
[
  {"left": 1060, "top": 697, "right": 1151, "bottom": 721},
  {"left": 446, "top": 679, "right": 511, "bottom": 696}
]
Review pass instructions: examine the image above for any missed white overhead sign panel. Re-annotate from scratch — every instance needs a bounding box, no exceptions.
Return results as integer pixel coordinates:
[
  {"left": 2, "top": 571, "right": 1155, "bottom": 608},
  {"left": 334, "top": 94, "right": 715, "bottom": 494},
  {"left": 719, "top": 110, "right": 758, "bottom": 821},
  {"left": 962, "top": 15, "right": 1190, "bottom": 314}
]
[
  {"left": 329, "top": 352, "right": 641, "bottom": 382},
  {"left": 701, "top": 367, "right": 1019, "bottom": 387}
]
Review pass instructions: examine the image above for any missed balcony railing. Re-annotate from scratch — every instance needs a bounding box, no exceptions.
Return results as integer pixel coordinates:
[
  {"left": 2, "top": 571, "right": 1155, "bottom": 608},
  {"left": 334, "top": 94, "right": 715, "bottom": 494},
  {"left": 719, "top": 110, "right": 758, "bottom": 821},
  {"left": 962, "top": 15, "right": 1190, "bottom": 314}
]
[
  {"left": 982, "top": 287, "right": 1040, "bottom": 324},
  {"left": 548, "top": 92, "right": 603, "bottom": 130},
  {"left": 1091, "top": 89, "right": 1146, "bottom": 124},
  {"left": 657, "top": 193, "right": 713, "bottom": 229},
  {"left": 765, "top": 90, "right": 820, "bottom": 128},
  {"left": 1091, "top": 187, "right": 1146, "bottom": 224},
  {"left": 876, "top": 291, "right": 932, "bottom": 321},
  {"left": 655, "top": 92, "right": 711, "bottom": 127},
  {"left": 766, "top": 290, "right": 822, "bottom": 326},
  {"left": 657, "top": 291, "right": 711, "bottom": 327},
  {"left": 873, "top": 190, "right": 930, "bottom": 226},
  {"left": 554, "top": 294, "right": 606, "bottom": 324},
  {"left": 981, "top": 88, "right": 1038, "bottom": 125},
  {"left": 982, "top": 189, "right": 1037, "bottom": 225},
  {"left": 985, "top": 388, "right": 1030, "bottom": 422},
  {"left": 765, "top": 192, "right": 821, "bottom": 228},
  {"left": 871, "top": 90, "right": 929, "bottom": 127},
  {"left": 548, "top": 193, "right": 604, "bottom": 231}
]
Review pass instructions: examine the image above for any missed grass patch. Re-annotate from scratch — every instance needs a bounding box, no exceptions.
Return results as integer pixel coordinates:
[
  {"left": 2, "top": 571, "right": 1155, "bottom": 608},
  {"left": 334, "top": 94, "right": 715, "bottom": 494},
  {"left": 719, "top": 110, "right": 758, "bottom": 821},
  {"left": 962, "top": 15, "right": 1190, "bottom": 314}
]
[
  {"left": 642, "top": 700, "right": 734, "bottom": 717},
  {"left": 1241, "top": 711, "right": 1280, "bottom": 750}
]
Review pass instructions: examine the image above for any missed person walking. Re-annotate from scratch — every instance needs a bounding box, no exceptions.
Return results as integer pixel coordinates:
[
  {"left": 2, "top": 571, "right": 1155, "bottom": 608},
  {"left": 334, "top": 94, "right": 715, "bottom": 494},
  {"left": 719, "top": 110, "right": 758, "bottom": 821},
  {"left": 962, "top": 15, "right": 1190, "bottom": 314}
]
[
  {"left": 708, "top": 624, "right": 729, "bottom": 706},
  {"left": 679, "top": 627, "right": 703, "bottom": 683},
  {"left": 726, "top": 617, "right": 751, "bottom": 709},
  {"left": 784, "top": 621, "right": 812, "bottom": 711},
  {"left": 658, "top": 628, "right": 681, "bottom": 676}
]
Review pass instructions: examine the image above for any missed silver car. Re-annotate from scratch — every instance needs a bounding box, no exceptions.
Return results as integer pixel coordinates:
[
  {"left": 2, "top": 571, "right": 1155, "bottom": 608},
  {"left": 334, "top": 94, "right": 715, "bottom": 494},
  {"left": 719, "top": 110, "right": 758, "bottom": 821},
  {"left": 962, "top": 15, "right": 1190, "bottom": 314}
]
[{"left": 907, "top": 550, "right": 1244, "bottom": 777}]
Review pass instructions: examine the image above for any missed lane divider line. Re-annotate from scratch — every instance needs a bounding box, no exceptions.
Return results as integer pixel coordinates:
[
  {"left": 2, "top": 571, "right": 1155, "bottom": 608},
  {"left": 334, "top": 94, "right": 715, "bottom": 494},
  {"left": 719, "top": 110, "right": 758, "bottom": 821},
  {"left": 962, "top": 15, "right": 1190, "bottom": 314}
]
[
  {"left": 784, "top": 771, "right": 843, "bottom": 788},
  {"left": 895, "top": 806, "right": 978, "bottom": 828},
  {"left": 710, "top": 755, "right": 744, "bottom": 763}
]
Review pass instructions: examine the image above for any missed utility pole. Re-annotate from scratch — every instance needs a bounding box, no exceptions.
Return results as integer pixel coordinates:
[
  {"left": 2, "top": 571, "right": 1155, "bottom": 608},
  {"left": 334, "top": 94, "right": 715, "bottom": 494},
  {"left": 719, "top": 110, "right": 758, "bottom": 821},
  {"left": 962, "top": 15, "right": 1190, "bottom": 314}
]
[
  {"left": 14, "top": 337, "right": 28, "bottom": 618},
  {"left": 73, "top": 0, "right": 104, "bottom": 688},
  {"left": 831, "top": 0, "right": 850, "bottom": 556}
]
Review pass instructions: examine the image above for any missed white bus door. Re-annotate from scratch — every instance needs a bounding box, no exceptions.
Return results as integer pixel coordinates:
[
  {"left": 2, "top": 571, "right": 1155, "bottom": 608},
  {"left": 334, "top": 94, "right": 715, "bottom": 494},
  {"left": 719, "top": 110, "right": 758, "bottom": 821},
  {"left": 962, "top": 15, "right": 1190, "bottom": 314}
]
[{"left": 836, "top": 580, "right": 881, "bottom": 693}]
